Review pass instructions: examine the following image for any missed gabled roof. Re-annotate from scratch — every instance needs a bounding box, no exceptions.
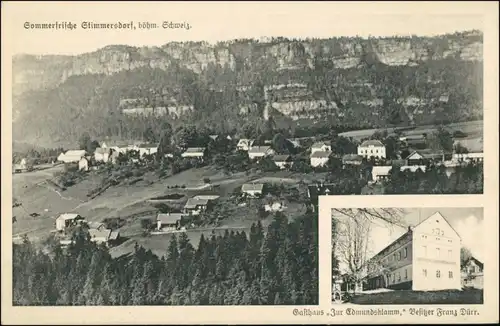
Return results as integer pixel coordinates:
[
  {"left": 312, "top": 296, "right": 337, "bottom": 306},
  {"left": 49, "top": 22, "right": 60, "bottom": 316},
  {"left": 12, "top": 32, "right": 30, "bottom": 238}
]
[
  {"left": 89, "top": 228, "right": 112, "bottom": 240},
  {"left": 413, "top": 211, "right": 462, "bottom": 240},
  {"left": 310, "top": 151, "right": 331, "bottom": 158},
  {"left": 360, "top": 140, "right": 384, "bottom": 147},
  {"left": 371, "top": 166, "right": 393, "bottom": 175},
  {"left": 400, "top": 165, "right": 427, "bottom": 173},
  {"left": 184, "top": 198, "right": 209, "bottom": 208},
  {"left": 467, "top": 256, "right": 484, "bottom": 269},
  {"left": 183, "top": 147, "right": 205, "bottom": 153},
  {"left": 272, "top": 155, "right": 291, "bottom": 162},
  {"left": 342, "top": 154, "right": 363, "bottom": 161},
  {"left": 248, "top": 146, "right": 272, "bottom": 154},
  {"left": 57, "top": 213, "right": 81, "bottom": 221},
  {"left": 209, "top": 135, "right": 219, "bottom": 141},
  {"left": 157, "top": 213, "right": 184, "bottom": 224},
  {"left": 109, "top": 230, "right": 120, "bottom": 241},
  {"left": 193, "top": 195, "right": 220, "bottom": 201},
  {"left": 241, "top": 183, "right": 264, "bottom": 192},
  {"left": 311, "top": 141, "right": 330, "bottom": 149},
  {"left": 64, "top": 150, "right": 86, "bottom": 157},
  {"left": 237, "top": 139, "right": 254, "bottom": 146}
]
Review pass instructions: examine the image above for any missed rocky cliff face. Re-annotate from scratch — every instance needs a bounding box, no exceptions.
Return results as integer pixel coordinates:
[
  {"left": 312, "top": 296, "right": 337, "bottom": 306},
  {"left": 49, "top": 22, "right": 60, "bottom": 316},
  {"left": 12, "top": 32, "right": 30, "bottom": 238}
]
[{"left": 13, "top": 31, "right": 483, "bottom": 94}]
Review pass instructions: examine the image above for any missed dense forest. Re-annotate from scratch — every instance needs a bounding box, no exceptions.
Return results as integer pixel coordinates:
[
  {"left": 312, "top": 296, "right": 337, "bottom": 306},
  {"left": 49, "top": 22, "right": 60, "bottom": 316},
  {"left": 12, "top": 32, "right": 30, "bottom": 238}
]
[
  {"left": 13, "top": 212, "right": 318, "bottom": 305},
  {"left": 13, "top": 31, "right": 483, "bottom": 147}
]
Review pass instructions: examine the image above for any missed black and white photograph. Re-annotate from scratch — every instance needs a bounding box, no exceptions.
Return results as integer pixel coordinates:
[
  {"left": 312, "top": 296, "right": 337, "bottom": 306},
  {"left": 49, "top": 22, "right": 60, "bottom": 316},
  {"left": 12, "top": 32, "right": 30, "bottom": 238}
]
[
  {"left": 331, "top": 207, "right": 484, "bottom": 305},
  {"left": 3, "top": 1, "right": 496, "bottom": 320}
]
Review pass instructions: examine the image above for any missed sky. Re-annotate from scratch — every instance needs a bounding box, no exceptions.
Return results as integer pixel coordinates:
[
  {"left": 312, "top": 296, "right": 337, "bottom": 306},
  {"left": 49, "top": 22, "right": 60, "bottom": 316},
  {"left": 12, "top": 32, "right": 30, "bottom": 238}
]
[
  {"left": 2, "top": 2, "right": 488, "bottom": 56},
  {"left": 332, "top": 207, "right": 484, "bottom": 273}
]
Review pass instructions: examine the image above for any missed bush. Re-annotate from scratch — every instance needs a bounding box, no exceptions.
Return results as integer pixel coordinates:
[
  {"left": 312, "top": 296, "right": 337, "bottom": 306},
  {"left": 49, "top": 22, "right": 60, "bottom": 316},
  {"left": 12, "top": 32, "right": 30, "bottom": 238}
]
[
  {"left": 203, "top": 177, "right": 211, "bottom": 184},
  {"left": 140, "top": 218, "right": 154, "bottom": 230}
]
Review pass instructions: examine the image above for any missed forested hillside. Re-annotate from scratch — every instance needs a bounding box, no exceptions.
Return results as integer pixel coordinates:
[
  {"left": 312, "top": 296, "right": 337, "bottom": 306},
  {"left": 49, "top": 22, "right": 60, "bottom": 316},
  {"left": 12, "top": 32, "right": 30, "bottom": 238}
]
[
  {"left": 13, "top": 213, "right": 318, "bottom": 305},
  {"left": 13, "top": 30, "right": 483, "bottom": 148}
]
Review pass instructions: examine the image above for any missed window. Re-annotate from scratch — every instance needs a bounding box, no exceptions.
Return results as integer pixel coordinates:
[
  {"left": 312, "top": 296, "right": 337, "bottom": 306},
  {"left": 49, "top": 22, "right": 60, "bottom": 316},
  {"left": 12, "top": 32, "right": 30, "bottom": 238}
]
[
  {"left": 405, "top": 269, "right": 408, "bottom": 279},
  {"left": 422, "top": 245, "right": 427, "bottom": 257},
  {"left": 449, "top": 271, "right": 453, "bottom": 279},
  {"left": 393, "top": 253, "right": 396, "bottom": 261},
  {"left": 448, "top": 250, "right": 452, "bottom": 258},
  {"left": 436, "top": 248, "right": 440, "bottom": 258},
  {"left": 398, "top": 272, "right": 401, "bottom": 281},
  {"left": 436, "top": 270, "right": 441, "bottom": 278},
  {"left": 404, "top": 248, "right": 408, "bottom": 258},
  {"left": 423, "top": 269, "right": 427, "bottom": 277},
  {"left": 392, "top": 273, "right": 395, "bottom": 282}
]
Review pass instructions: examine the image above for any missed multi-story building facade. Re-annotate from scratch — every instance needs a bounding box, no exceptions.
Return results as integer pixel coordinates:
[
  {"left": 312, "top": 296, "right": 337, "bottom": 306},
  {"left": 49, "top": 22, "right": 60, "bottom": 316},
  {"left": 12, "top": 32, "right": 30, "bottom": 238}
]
[
  {"left": 357, "top": 140, "right": 386, "bottom": 159},
  {"left": 364, "top": 212, "right": 462, "bottom": 291}
]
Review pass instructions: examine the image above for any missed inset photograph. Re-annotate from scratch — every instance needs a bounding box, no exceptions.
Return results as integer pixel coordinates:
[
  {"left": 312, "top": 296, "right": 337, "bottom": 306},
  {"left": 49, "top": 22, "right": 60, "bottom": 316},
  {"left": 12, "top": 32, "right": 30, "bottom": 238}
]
[{"left": 331, "top": 207, "right": 483, "bottom": 305}]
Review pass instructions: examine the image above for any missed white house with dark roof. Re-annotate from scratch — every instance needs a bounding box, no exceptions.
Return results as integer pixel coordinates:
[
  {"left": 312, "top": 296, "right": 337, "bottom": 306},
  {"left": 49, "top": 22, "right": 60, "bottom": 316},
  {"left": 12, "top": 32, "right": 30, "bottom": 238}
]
[
  {"left": 241, "top": 183, "right": 264, "bottom": 197},
  {"left": 78, "top": 157, "right": 90, "bottom": 171},
  {"left": 370, "top": 166, "right": 393, "bottom": 183},
  {"left": 310, "top": 141, "right": 332, "bottom": 154},
  {"left": 56, "top": 213, "right": 84, "bottom": 231},
  {"left": 272, "top": 155, "right": 293, "bottom": 169},
  {"left": 88, "top": 228, "right": 119, "bottom": 245},
  {"left": 358, "top": 140, "right": 386, "bottom": 159},
  {"left": 248, "top": 146, "right": 275, "bottom": 160},
  {"left": 181, "top": 147, "right": 206, "bottom": 159},
  {"left": 184, "top": 198, "right": 211, "bottom": 215},
  {"left": 236, "top": 139, "right": 255, "bottom": 151},
  {"left": 310, "top": 151, "right": 331, "bottom": 167},
  {"left": 156, "top": 213, "right": 185, "bottom": 231}
]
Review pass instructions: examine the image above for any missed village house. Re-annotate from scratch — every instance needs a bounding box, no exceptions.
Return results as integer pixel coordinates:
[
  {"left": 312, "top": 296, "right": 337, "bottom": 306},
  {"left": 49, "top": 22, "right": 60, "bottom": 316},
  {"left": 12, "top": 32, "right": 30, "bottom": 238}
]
[
  {"left": 94, "top": 148, "right": 112, "bottom": 163},
  {"left": 78, "top": 157, "right": 90, "bottom": 171},
  {"left": 452, "top": 152, "right": 484, "bottom": 164},
  {"left": 370, "top": 166, "right": 392, "bottom": 183},
  {"left": 156, "top": 213, "right": 185, "bottom": 231},
  {"left": 55, "top": 213, "right": 84, "bottom": 231},
  {"left": 272, "top": 155, "right": 293, "bottom": 169},
  {"left": 461, "top": 256, "right": 484, "bottom": 289},
  {"left": 264, "top": 201, "right": 285, "bottom": 212},
  {"left": 400, "top": 134, "right": 426, "bottom": 148},
  {"left": 13, "top": 158, "right": 32, "bottom": 173},
  {"left": 57, "top": 150, "right": 86, "bottom": 163},
  {"left": 358, "top": 140, "right": 386, "bottom": 159},
  {"left": 310, "top": 141, "right": 332, "bottom": 154},
  {"left": 310, "top": 151, "right": 331, "bottom": 167},
  {"left": 236, "top": 139, "right": 255, "bottom": 151},
  {"left": 241, "top": 183, "right": 264, "bottom": 197},
  {"left": 181, "top": 147, "right": 206, "bottom": 159},
  {"left": 342, "top": 154, "right": 364, "bottom": 166},
  {"left": 363, "top": 212, "right": 461, "bottom": 291},
  {"left": 138, "top": 143, "right": 159, "bottom": 157},
  {"left": 183, "top": 198, "right": 211, "bottom": 215},
  {"left": 88, "top": 228, "right": 120, "bottom": 246},
  {"left": 406, "top": 150, "right": 444, "bottom": 166},
  {"left": 248, "top": 146, "right": 275, "bottom": 160}
]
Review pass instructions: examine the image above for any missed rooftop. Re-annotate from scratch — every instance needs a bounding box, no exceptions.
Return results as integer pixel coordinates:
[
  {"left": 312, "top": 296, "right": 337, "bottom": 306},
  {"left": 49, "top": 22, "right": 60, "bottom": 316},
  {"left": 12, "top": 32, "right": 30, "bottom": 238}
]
[
  {"left": 183, "top": 147, "right": 206, "bottom": 153},
  {"left": 157, "top": 213, "right": 184, "bottom": 224},
  {"left": 57, "top": 213, "right": 81, "bottom": 221},
  {"left": 89, "top": 228, "right": 112, "bottom": 240},
  {"left": 184, "top": 198, "right": 210, "bottom": 208},
  {"left": 360, "top": 140, "right": 384, "bottom": 147},
  {"left": 311, "top": 141, "right": 330, "bottom": 149},
  {"left": 248, "top": 146, "right": 272, "bottom": 154},
  {"left": 310, "top": 151, "right": 331, "bottom": 158},
  {"left": 272, "top": 155, "right": 291, "bottom": 162},
  {"left": 241, "top": 183, "right": 264, "bottom": 192}
]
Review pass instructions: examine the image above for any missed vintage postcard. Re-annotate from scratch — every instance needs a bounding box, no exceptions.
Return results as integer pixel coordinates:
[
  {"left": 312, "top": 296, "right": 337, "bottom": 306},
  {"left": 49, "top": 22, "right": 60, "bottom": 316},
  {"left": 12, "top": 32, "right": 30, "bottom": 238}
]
[{"left": 1, "top": 1, "right": 498, "bottom": 324}]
